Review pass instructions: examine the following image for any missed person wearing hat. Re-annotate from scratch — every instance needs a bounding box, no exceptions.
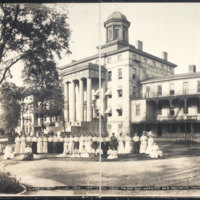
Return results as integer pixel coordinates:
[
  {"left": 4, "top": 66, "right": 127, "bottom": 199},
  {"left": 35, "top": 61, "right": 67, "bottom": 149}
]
[{"left": 139, "top": 131, "right": 148, "bottom": 154}]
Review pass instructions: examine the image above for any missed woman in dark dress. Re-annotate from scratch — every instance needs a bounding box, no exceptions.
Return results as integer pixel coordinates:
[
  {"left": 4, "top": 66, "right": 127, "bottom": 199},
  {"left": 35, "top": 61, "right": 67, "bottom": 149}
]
[
  {"left": 53, "top": 133, "right": 58, "bottom": 153},
  {"left": 32, "top": 134, "right": 37, "bottom": 154},
  {"left": 57, "top": 133, "right": 64, "bottom": 154},
  {"left": 47, "top": 132, "right": 53, "bottom": 153}
]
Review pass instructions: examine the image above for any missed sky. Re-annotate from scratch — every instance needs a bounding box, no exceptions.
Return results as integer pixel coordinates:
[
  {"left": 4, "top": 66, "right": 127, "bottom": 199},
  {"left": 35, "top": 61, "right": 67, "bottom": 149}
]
[{"left": 11, "top": 3, "right": 200, "bottom": 86}]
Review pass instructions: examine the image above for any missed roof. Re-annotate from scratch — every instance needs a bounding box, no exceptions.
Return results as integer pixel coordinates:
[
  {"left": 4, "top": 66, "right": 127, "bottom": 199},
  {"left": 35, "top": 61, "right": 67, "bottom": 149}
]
[
  {"left": 107, "top": 11, "right": 127, "bottom": 21},
  {"left": 141, "top": 72, "right": 200, "bottom": 84},
  {"left": 59, "top": 44, "right": 177, "bottom": 71}
]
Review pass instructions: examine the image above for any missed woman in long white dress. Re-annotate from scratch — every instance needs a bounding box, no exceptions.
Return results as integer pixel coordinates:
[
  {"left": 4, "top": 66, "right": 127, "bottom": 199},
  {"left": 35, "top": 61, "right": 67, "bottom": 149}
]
[
  {"left": 20, "top": 134, "right": 26, "bottom": 154},
  {"left": 145, "top": 132, "right": 154, "bottom": 155},
  {"left": 87, "top": 134, "right": 92, "bottom": 153},
  {"left": 42, "top": 135, "right": 48, "bottom": 154},
  {"left": 117, "top": 133, "right": 125, "bottom": 154},
  {"left": 14, "top": 135, "right": 21, "bottom": 154},
  {"left": 37, "top": 134, "right": 43, "bottom": 154},
  {"left": 68, "top": 135, "right": 74, "bottom": 154},
  {"left": 124, "top": 133, "right": 132, "bottom": 153},
  {"left": 139, "top": 132, "right": 148, "bottom": 154}
]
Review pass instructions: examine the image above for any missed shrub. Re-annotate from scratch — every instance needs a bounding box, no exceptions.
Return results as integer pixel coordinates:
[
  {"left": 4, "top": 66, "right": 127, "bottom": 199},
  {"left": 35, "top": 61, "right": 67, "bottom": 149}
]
[{"left": 0, "top": 171, "right": 24, "bottom": 194}]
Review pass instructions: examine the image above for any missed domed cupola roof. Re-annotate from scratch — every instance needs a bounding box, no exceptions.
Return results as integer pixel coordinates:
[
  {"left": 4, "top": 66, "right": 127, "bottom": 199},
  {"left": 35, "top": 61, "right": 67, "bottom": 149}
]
[
  {"left": 107, "top": 11, "right": 127, "bottom": 21},
  {"left": 104, "top": 11, "right": 130, "bottom": 27}
]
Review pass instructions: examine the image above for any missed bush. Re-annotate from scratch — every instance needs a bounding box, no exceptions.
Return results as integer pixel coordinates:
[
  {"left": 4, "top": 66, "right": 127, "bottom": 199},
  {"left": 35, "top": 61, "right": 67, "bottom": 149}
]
[{"left": 0, "top": 171, "right": 24, "bottom": 194}]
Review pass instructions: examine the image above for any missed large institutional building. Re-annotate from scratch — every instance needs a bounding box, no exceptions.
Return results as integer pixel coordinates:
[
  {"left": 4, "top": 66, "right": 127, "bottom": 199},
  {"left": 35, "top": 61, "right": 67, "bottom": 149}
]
[
  {"left": 60, "top": 11, "right": 182, "bottom": 137},
  {"left": 20, "top": 11, "right": 200, "bottom": 138}
]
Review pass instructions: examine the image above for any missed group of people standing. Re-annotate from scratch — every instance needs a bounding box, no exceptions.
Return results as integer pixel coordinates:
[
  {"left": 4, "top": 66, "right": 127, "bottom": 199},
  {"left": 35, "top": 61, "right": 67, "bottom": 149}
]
[{"left": 3, "top": 131, "right": 163, "bottom": 160}]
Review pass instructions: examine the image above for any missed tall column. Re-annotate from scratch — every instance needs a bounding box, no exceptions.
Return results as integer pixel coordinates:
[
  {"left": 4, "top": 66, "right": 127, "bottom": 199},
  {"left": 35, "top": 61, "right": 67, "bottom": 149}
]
[
  {"left": 87, "top": 78, "right": 92, "bottom": 121},
  {"left": 71, "top": 80, "right": 76, "bottom": 123},
  {"left": 79, "top": 78, "right": 84, "bottom": 122},
  {"left": 100, "top": 80, "right": 106, "bottom": 117},
  {"left": 64, "top": 82, "right": 69, "bottom": 123}
]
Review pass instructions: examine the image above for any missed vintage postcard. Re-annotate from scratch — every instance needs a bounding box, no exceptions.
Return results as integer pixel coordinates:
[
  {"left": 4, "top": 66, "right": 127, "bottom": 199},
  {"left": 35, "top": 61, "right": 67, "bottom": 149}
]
[{"left": 0, "top": 2, "right": 200, "bottom": 197}]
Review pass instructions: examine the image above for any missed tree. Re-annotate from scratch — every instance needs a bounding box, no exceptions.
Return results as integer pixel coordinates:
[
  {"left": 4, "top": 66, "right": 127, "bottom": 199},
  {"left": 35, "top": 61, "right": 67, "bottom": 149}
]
[
  {"left": 0, "top": 4, "right": 70, "bottom": 85},
  {"left": 0, "top": 82, "right": 22, "bottom": 136}
]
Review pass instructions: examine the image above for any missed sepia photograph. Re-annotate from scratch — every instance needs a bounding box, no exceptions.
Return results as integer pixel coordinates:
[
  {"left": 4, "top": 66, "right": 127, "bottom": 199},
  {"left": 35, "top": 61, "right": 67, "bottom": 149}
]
[{"left": 0, "top": 2, "right": 200, "bottom": 197}]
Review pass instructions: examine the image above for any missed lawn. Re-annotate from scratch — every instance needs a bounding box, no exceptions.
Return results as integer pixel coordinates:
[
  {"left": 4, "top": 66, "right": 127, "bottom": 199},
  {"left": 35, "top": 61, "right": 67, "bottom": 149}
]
[{"left": 1, "top": 140, "right": 200, "bottom": 196}]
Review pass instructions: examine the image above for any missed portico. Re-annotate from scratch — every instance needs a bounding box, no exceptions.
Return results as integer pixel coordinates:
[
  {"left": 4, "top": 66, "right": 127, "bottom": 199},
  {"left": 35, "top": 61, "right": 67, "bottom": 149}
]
[{"left": 62, "top": 63, "right": 107, "bottom": 126}]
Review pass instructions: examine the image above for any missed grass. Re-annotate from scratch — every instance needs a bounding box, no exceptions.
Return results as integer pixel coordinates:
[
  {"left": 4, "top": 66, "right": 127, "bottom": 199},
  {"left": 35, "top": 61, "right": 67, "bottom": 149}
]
[{"left": 0, "top": 171, "right": 24, "bottom": 194}]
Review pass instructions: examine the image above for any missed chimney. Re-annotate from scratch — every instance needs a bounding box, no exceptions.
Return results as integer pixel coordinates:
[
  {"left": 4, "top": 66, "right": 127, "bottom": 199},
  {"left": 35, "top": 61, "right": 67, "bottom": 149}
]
[
  {"left": 162, "top": 51, "right": 168, "bottom": 61},
  {"left": 136, "top": 40, "right": 143, "bottom": 51},
  {"left": 189, "top": 65, "right": 196, "bottom": 73}
]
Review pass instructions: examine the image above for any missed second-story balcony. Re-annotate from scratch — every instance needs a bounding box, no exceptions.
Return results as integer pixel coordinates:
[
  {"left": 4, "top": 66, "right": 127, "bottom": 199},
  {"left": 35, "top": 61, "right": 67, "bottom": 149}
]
[{"left": 144, "top": 88, "right": 200, "bottom": 100}]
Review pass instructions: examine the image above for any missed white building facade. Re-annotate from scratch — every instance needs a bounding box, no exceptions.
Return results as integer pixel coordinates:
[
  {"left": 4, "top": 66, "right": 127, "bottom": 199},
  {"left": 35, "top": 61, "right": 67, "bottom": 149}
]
[{"left": 60, "top": 12, "right": 176, "bottom": 136}]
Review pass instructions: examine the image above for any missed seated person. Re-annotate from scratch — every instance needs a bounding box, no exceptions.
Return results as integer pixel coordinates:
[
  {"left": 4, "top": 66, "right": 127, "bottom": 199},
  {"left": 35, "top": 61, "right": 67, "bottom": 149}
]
[
  {"left": 22, "top": 144, "right": 33, "bottom": 161},
  {"left": 95, "top": 147, "right": 103, "bottom": 157},
  {"left": 107, "top": 148, "right": 118, "bottom": 160},
  {"left": 3, "top": 144, "right": 14, "bottom": 160},
  {"left": 71, "top": 148, "right": 80, "bottom": 158},
  {"left": 80, "top": 145, "right": 89, "bottom": 158},
  {"left": 149, "top": 143, "right": 163, "bottom": 159},
  {"left": 89, "top": 145, "right": 96, "bottom": 158}
]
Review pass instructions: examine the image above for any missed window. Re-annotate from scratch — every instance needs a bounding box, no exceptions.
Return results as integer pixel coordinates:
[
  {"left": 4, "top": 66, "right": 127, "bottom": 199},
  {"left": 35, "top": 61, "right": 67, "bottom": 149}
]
[
  {"left": 183, "top": 82, "right": 188, "bottom": 94},
  {"left": 198, "top": 81, "right": 200, "bottom": 92},
  {"left": 157, "top": 105, "right": 162, "bottom": 115},
  {"left": 108, "top": 71, "right": 112, "bottom": 81},
  {"left": 157, "top": 85, "right": 162, "bottom": 96},
  {"left": 118, "top": 124, "right": 122, "bottom": 130},
  {"left": 170, "top": 107, "right": 174, "bottom": 116},
  {"left": 161, "top": 64, "right": 164, "bottom": 69},
  {"left": 108, "top": 124, "right": 112, "bottom": 130},
  {"left": 107, "top": 57, "right": 111, "bottom": 64},
  {"left": 123, "top": 29, "right": 127, "bottom": 41},
  {"left": 132, "top": 68, "right": 136, "bottom": 79},
  {"left": 143, "top": 57, "right": 147, "bottom": 64},
  {"left": 114, "top": 25, "right": 120, "bottom": 39},
  {"left": 136, "top": 104, "right": 140, "bottom": 116},
  {"left": 146, "top": 86, "right": 150, "bottom": 97},
  {"left": 108, "top": 27, "right": 112, "bottom": 41},
  {"left": 117, "top": 55, "right": 122, "bottom": 61},
  {"left": 117, "top": 89, "right": 123, "bottom": 97},
  {"left": 118, "top": 68, "right": 122, "bottom": 79},
  {"left": 169, "top": 83, "right": 175, "bottom": 95},
  {"left": 152, "top": 61, "right": 156, "bottom": 68},
  {"left": 118, "top": 109, "right": 123, "bottom": 116}
]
